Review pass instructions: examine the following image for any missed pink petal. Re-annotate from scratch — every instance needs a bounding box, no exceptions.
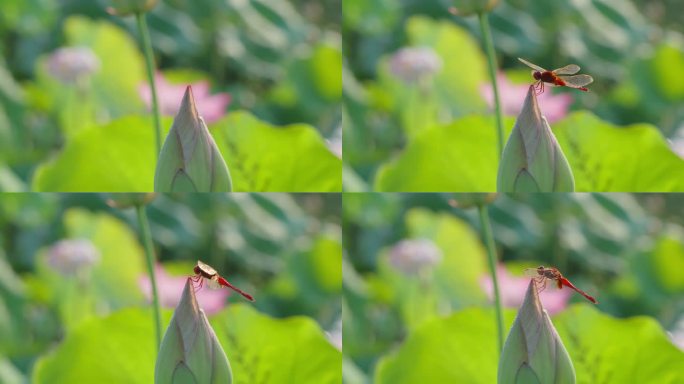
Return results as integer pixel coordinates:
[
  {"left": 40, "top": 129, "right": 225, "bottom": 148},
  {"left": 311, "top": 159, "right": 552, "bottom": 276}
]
[
  {"left": 139, "top": 264, "right": 229, "bottom": 315},
  {"left": 480, "top": 264, "right": 572, "bottom": 315},
  {"left": 480, "top": 73, "right": 572, "bottom": 123},
  {"left": 138, "top": 73, "right": 231, "bottom": 123}
]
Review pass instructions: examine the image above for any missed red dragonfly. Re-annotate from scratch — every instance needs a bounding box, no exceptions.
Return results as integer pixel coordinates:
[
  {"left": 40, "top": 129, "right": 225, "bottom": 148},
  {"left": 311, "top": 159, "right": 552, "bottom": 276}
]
[
  {"left": 518, "top": 58, "right": 594, "bottom": 95},
  {"left": 524, "top": 265, "right": 597, "bottom": 304},
  {"left": 192, "top": 260, "right": 254, "bottom": 302}
]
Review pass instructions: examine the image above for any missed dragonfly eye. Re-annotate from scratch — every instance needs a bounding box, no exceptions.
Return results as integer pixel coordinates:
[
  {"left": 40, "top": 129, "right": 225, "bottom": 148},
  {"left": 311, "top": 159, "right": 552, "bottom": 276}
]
[
  {"left": 533, "top": 72, "right": 542, "bottom": 80},
  {"left": 193, "top": 266, "right": 200, "bottom": 274}
]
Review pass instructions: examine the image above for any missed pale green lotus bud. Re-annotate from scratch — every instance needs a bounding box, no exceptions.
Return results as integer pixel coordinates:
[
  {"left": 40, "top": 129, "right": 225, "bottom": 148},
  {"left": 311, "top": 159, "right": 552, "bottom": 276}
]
[
  {"left": 449, "top": 193, "right": 497, "bottom": 209},
  {"left": 105, "top": 193, "right": 156, "bottom": 209},
  {"left": 105, "top": 0, "right": 158, "bottom": 16},
  {"left": 154, "top": 86, "right": 232, "bottom": 192},
  {"left": 497, "top": 86, "right": 574, "bottom": 192},
  {"left": 155, "top": 278, "right": 233, "bottom": 384},
  {"left": 450, "top": 0, "right": 499, "bottom": 16},
  {"left": 498, "top": 280, "right": 575, "bottom": 384}
]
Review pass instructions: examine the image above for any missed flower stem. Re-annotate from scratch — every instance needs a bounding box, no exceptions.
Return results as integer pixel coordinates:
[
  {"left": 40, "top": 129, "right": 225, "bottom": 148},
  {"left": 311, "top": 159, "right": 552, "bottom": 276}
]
[
  {"left": 477, "top": 203, "right": 504, "bottom": 353},
  {"left": 135, "top": 12, "right": 162, "bottom": 156},
  {"left": 136, "top": 204, "right": 163, "bottom": 349},
  {"left": 478, "top": 12, "right": 505, "bottom": 159}
]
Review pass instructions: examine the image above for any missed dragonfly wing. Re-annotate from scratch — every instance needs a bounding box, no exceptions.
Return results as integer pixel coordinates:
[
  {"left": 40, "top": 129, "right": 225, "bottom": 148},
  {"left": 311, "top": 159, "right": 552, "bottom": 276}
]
[
  {"left": 553, "top": 64, "right": 580, "bottom": 75},
  {"left": 558, "top": 74, "right": 594, "bottom": 88},
  {"left": 206, "top": 276, "right": 221, "bottom": 289},
  {"left": 517, "top": 57, "right": 546, "bottom": 72},
  {"left": 196, "top": 260, "right": 218, "bottom": 276},
  {"left": 523, "top": 268, "right": 540, "bottom": 277}
]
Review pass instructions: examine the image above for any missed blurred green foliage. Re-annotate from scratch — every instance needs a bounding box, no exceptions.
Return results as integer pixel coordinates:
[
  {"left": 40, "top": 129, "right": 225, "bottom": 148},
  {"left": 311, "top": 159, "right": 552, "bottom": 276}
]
[
  {"left": 343, "top": 1, "right": 684, "bottom": 190},
  {"left": 373, "top": 306, "right": 684, "bottom": 383},
  {"left": 373, "top": 112, "right": 684, "bottom": 191},
  {"left": 32, "top": 112, "right": 341, "bottom": 192},
  {"left": 32, "top": 305, "right": 340, "bottom": 384},
  {"left": 0, "top": 193, "right": 341, "bottom": 382},
  {"left": 0, "top": 0, "right": 341, "bottom": 191},
  {"left": 343, "top": 193, "right": 684, "bottom": 382}
]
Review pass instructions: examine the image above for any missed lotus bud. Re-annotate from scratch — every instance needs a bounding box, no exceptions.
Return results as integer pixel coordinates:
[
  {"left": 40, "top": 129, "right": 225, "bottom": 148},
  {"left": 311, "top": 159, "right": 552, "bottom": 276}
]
[
  {"left": 46, "top": 46, "right": 100, "bottom": 85},
  {"left": 449, "top": 193, "right": 498, "bottom": 209},
  {"left": 388, "top": 239, "right": 442, "bottom": 277},
  {"left": 389, "top": 47, "right": 442, "bottom": 85},
  {"left": 155, "top": 278, "right": 233, "bottom": 384},
  {"left": 46, "top": 239, "right": 100, "bottom": 277},
  {"left": 498, "top": 280, "right": 576, "bottom": 384},
  {"left": 449, "top": 0, "right": 499, "bottom": 16},
  {"left": 154, "top": 86, "right": 232, "bottom": 192},
  {"left": 105, "top": 193, "right": 156, "bottom": 209},
  {"left": 497, "top": 86, "right": 574, "bottom": 192},
  {"left": 105, "top": 0, "right": 158, "bottom": 16}
]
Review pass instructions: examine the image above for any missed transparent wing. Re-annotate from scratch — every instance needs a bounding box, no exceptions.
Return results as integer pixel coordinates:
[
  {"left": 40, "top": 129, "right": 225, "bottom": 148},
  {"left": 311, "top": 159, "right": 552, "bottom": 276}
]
[
  {"left": 552, "top": 64, "right": 580, "bottom": 75},
  {"left": 196, "top": 260, "right": 218, "bottom": 276},
  {"left": 205, "top": 276, "right": 221, "bottom": 289},
  {"left": 558, "top": 74, "right": 594, "bottom": 87},
  {"left": 523, "top": 268, "right": 541, "bottom": 278},
  {"left": 517, "top": 57, "right": 546, "bottom": 72}
]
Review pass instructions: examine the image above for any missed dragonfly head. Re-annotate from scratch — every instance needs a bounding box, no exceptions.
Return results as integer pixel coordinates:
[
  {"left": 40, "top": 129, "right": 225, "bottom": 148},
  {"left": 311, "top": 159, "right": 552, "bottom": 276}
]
[
  {"left": 193, "top": 265, "right": 201, "bottom": 275},
  {"left": 532, "top": 71, "right": 542, "bottom": 80}
]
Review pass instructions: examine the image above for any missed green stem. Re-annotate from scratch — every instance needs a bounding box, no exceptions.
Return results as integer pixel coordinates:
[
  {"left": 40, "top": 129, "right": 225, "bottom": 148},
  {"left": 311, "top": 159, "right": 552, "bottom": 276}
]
[
  {"left": 135, "top": 12, "right": 162, "bottom": 156},
  {"left": 136, "top": 204, "right": 163, "bottom": 349},
  {"left": 477, "top": 203, "right": 505, "bottom": 353},
  {"left": 478, "top": 12, "right": 505, "bottom": 159}
]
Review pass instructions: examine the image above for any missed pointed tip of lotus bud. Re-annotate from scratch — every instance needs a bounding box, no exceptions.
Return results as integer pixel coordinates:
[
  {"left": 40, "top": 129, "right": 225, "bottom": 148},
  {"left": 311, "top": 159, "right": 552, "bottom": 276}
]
[
  {"left": 180, "top": 85, "right": 197, "bottom": 118},
  {"left": 497, "top": 86, "right": 574, "bottom": 192},
  {"left": 154, "top": 85, "right": 233, "bottom": 192},
  {"left": 498, "top": 280, "right": 576, "bottom": 384},
  {"left": 155, "top": 278, "right": 233, "bottom": 384}
]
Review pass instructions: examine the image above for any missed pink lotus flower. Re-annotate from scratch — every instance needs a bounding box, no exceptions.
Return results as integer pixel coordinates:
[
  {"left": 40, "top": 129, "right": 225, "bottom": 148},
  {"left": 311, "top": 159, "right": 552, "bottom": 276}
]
[
  {"left": 481, "top": 73, "right": 572, "bottom": 123},
  {"left": 139, "top": 264, "right": 230, "bottom": 315},
  {"left": 139, "top": 73, "right": 231, "bottom": 124},
  {"left": 480, "top": 264, "right": 572, "bottom": 315}
]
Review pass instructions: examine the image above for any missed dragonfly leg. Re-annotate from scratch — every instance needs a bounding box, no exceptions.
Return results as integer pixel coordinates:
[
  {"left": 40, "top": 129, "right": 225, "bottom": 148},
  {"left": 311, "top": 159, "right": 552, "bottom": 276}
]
[
  {"left": 532, "top": 81, "right": 541, "bottom": 95},
  {"left": 539, "top": 81, "right": 546, "bottom": 95},
  {"left": 191, "top": 275, "right": 204, "bottom": 292},
  {"left": 534, "top": 277, "right": 547, "bottom": 293}
]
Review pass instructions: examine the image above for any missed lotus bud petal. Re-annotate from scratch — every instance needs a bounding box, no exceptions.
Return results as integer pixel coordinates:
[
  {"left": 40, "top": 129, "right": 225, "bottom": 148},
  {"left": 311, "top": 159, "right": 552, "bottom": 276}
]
[
  {"left": 449, "top": 193, "right": 498, "bottom": 209},
  {"left": 105, "top": 0, "right": 158, "bottom": 16},
  {"left": 498, "top": 280, "right": 576, "bottom": 384},
  {"left": 105, "top": 193, "right": 156, "bottom": 209},
  {"left": 155, "top": 86, "right": 232, "bottom": 192},
  {"left": 497, "top": 86, "right": 574, "bottom": 192},
  {"left": 155, "top": 278, "right": 233, "bottom": 384},
  {"left": 107, "top": 0, "right": 159, "bottom": 16},
  {"left": 450, "top": 0, "right": 499, "bottom": 16}
]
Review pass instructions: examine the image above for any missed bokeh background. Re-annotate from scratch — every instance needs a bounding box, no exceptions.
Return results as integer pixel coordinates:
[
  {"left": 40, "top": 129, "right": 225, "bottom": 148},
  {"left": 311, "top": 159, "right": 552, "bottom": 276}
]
[
  {"left": 343, "top": 193, "right": 684, "bottom": 383},
  {"left": 0, "top": 0, "right": 342, "bottom": 191},
  {"left": 0, "top": 193, "right": 342, "bottom": 383},
  {"left": 343, "top": 0, "right": 684, "bottom": 191}
]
